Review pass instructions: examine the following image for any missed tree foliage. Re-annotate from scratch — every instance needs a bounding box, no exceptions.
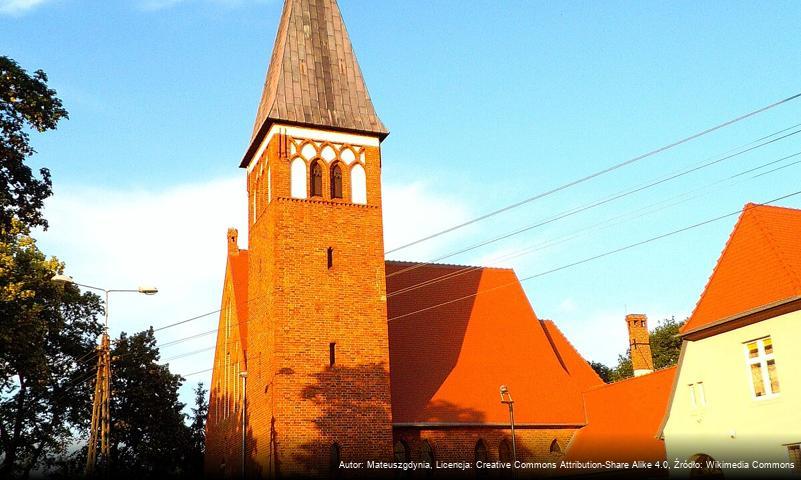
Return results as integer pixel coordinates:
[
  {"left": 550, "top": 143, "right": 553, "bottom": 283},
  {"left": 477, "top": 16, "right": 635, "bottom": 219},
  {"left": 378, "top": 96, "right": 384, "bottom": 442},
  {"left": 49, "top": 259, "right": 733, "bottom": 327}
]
[
  {"left": 108, "top": 328, "right": 191, "bottom": 478},
  {"left": 0, "top": 56, "right": 68, "bottom": 236},
  {"left": 0, "top": 222, "right": 103, "bottom": 477},
  {"left": 186, "top": 382, "right": 208, "bottom": 477}
]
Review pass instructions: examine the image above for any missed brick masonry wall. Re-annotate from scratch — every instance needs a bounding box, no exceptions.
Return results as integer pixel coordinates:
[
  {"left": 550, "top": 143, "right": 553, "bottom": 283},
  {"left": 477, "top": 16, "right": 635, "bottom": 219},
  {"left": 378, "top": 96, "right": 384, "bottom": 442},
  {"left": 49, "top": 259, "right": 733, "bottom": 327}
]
[
  {"left": 205, "top": 258, "right": 249, "bottom": 477},
  {"left": 626, "top": 314, "right": 654, "bottom": 372},
  {"left": 234, "top": 131, "right": 394, "bottom": 478},
  {"left": 393, "top": 427, "right": 577, "bottom": 476}
]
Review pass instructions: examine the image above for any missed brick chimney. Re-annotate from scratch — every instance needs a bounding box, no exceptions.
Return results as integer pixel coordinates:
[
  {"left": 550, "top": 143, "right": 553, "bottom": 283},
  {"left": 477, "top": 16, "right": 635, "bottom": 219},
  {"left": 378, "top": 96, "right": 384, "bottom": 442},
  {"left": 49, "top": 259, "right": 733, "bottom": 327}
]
[
  {"left": 227, "top": 228, "right": 239, "bottom": 256},
  {"left": 626, "top": 314, "right": 654, "bottom": 376}
]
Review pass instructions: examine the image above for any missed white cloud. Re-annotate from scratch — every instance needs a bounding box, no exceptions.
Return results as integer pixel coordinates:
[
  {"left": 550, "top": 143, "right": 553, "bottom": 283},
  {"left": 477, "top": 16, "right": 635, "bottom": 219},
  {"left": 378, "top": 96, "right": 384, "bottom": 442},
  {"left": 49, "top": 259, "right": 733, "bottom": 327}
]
[
  {"left": 137, "top": 0, "right": 272, "bottom": 11},
  {"left": 0, "top": 0, "right": 51, "bottom": 15},
  {"left": 38, "top": 176, "right": 248, "bottom": 396},
  {"left": 382, "top": 181, "right": 473, "bottom": 261},
  {"left": 36, "top": 175, "right": 472, "bottom": 404},
  {"left": 559, "top": 297, "right": 577, "bottom": 313}
]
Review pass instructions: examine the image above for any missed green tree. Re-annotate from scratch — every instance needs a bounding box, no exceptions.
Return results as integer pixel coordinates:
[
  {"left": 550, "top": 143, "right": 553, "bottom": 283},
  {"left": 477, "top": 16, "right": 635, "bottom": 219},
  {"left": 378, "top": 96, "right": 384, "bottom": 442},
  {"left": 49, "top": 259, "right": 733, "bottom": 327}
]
[
  {"left": 589, "top": 361, "right": 613, "bottom": 383},
  {"left": 0, "top": 222, "right": 103, "bottom": 477},
  {"left": 186, "top": 382, "right": 208, "bottom": 477},
  {"left": 0, "top": 56, "right": 68, "bottom": 236},
  {"left": 650, "top": 316, "right": 683, "bottom": 369},
  {"left": 108, "top": 328, "right": 191, "bottom": 478}
]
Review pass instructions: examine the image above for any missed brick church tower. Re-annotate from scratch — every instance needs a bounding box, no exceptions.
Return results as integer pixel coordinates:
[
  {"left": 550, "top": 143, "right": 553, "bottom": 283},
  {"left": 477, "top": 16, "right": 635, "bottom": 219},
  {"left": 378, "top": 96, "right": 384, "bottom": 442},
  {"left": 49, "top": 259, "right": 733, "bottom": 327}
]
[{"left": 206, "top": 0, "right": 394, "bottom": 477}]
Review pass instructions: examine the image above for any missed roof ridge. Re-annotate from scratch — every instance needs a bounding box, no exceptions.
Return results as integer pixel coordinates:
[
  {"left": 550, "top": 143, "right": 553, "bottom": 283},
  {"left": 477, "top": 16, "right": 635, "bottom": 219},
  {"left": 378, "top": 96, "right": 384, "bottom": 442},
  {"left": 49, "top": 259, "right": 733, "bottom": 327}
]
[
  {"left": 385, "top": 259, "right": 514, "bottom": 271},
  {"left": 539, "top": 320, "right": 570, "bottom": 375},
  {"left": 749, "top": 205, "right": 801, "bottom": 291},
  {"left": 586, "top": 365, "right": 677, "bottom": 391},
  {"left": 681, "top": 204, "right": 751, "bottom": 334}
]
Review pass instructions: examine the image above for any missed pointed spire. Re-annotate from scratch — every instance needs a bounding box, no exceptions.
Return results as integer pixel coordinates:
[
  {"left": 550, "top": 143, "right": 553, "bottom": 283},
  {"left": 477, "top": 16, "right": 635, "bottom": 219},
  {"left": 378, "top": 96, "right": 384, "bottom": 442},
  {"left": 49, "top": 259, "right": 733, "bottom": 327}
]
[{"left": 242, "top": 0, "right": 388, "bottom": 166}]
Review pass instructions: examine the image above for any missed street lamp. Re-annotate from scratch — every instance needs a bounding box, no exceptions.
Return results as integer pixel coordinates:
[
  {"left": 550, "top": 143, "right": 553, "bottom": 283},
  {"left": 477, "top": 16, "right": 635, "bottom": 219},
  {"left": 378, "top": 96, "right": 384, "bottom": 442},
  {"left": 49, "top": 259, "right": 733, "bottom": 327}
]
[
  {"left": 51, "top": 274, "right": 157, "bottom": 475},
  {"left": 500, "top": 385, "right": 517, "bottom": 469}
]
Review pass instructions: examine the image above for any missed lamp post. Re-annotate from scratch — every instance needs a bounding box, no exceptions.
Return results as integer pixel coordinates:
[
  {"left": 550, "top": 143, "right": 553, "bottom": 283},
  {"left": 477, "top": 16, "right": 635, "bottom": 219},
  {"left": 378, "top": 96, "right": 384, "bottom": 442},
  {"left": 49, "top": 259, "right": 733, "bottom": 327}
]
[
  {"left": 51, "top": 274, "right": 157, "bottom": 475},
  {"left": 240, "top": 371, "right": 248, "bottom": 480},
  {"left": 500, "top": 385, "right": 517, "bottom": 471}
]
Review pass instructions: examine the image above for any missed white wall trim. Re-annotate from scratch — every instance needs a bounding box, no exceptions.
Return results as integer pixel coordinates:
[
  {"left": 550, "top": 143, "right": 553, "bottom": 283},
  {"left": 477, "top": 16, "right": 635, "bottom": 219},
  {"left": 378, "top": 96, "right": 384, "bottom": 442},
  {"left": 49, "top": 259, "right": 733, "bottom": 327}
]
[{"left": 246, "top": 124, "right": 379, "bottom": 173}]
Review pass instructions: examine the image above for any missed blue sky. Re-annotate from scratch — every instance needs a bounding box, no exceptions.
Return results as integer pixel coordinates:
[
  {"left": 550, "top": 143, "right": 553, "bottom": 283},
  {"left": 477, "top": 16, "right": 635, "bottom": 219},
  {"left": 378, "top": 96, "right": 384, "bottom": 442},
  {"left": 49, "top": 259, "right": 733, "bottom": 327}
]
[{"left": 3, "top": 0, "right": 801, "bottom": 409}]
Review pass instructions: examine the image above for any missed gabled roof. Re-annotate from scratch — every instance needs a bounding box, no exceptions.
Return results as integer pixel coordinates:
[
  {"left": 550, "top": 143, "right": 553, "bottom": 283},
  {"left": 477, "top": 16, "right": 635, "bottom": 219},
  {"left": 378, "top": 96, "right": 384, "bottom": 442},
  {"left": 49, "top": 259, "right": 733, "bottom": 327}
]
[
  {"left": 563, "top": 366, "right": 677, "bottom": 463},
  {"left": 386, "top": 261, "right": 590, "bottom": 426},
  {"left": 682, "top": 203, "right": 801, "bottom": 334},
  {"left": 242, "top": 0, "right": 388, "bottom": 166},
  {"left": 540, "top": 320, "right": 604, "bottom": 392}
]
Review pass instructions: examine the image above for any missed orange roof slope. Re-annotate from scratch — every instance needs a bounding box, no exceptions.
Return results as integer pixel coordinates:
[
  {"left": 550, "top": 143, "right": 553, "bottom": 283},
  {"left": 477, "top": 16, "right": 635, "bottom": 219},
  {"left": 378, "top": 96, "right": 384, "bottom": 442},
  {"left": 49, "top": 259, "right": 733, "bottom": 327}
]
[
  {"left": 386, "top": 261, "right": 588, "bottom": 425},
  {"left": 682, "top": 203, "right": 801, "bottom": 334},
  {"left": 564, "top": 366, "right": 677, "bottom": 462},
  {"left": 540, "top": 320, "right": 604, "bottom": 392}
]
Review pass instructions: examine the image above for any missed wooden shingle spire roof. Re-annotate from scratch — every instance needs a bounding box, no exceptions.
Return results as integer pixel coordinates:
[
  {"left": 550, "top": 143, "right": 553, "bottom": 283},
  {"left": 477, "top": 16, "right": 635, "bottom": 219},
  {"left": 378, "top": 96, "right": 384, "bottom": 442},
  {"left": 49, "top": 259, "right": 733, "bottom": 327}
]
[{"left": 241, "top": 0, "right": 388, "bottom": 166}]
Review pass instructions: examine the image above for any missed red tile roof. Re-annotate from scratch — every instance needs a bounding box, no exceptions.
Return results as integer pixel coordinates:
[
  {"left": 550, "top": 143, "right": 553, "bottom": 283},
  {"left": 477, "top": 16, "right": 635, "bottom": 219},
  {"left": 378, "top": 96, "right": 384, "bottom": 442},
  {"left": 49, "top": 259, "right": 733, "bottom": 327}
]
[
  {"left": 682, "top": 203, "right": 801, "bottom": 334},
  {"left": 540, "top": 320, "right": 604, "bottom": 392},
  {"left": 564, "top": 366, "right": 677, "bottom": 463},
  {"left": 386, "top": 261, "right": 591, "bottom": 425}
]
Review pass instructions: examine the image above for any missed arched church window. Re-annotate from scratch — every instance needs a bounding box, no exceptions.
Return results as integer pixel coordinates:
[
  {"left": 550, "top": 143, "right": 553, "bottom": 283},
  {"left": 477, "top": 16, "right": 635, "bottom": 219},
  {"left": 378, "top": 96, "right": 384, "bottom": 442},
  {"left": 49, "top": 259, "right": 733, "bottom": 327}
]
[
  {"left": 394, "top": 440, "right": 410, "bottom": 463},
  {"left": 310, "top": 160, "right": 323, "bottom": 197},
  {"left": 330, "top": 443, "right": 341, "bottom": 473},
  {"left": 421, "top": 440, "right": 435, "bottom": 464},
  {"left": 351, "top": 163, "right": 366, "bottom": 204},
  {"left": 331, "top": 163, "right": 343, "bottom": 199},
  {"left": 475, "top": 440, "right": 488, "bottom": 463},
  {"left": 290, "top": 158, "right": 307, "bottom": 199},
  {"left": 499, "top": 439, "right": 512, "bottom": 463},
  {"left": 689, "top": 454, "right": 724, "bottom": 478}
]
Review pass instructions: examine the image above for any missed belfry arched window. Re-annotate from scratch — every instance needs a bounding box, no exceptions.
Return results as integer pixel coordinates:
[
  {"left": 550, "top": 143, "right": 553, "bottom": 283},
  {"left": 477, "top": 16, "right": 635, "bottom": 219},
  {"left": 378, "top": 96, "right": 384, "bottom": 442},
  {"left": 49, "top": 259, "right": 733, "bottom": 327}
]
[
  {"left": 331, "top": 164, "right": 343, "bottom": 199},
  {"left": 350, "top": 163, "right": 366, "bottom": 204},
  {"left": 310, "top": 160, "right": 323, "bottom": 197},
  {"left": 290, "top": 158, "right": 307, "bottom": 199}
]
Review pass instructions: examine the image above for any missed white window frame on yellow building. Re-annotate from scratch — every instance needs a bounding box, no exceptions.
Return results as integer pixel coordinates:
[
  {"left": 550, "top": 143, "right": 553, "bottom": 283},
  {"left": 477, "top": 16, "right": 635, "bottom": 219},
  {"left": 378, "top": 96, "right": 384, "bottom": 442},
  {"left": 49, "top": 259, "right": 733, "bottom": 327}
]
[{"left": 743, "top": 336, "right": 780, "bottom": 400}]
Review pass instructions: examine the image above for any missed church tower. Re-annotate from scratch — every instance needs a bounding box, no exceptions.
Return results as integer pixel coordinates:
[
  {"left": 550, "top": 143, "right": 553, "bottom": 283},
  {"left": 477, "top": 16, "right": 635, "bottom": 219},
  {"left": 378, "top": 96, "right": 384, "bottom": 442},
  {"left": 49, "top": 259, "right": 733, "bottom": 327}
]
[{"left": 237, "top": 0, "right": 393, "bottom": 476}]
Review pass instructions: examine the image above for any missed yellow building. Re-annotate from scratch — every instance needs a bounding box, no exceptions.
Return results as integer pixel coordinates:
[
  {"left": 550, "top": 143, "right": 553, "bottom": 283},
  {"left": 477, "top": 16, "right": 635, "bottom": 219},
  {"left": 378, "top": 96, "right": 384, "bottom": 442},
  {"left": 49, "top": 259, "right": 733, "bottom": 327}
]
[{"left": 660, "top": 203, "right": 801, "bottom": 477}]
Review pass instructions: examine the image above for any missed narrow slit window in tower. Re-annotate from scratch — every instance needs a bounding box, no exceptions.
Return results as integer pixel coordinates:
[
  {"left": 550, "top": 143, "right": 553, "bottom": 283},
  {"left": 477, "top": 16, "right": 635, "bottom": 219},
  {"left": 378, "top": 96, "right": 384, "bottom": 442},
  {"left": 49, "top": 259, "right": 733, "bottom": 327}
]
[
  {"left": 311, "top": 160, "right": 323, "bottom": 197},
  {"left": 331, "top": 164, "right": 343, "bottom": 199}
]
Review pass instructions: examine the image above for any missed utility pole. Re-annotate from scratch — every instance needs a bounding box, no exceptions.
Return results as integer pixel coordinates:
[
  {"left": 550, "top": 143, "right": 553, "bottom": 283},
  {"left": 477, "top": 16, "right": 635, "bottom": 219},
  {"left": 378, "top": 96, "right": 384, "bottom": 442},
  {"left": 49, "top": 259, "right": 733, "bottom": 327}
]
[
  {"left": 86, "top": 325, "right": 111, "bottom": 475},
  {"left": 50, "top": 275, "right": 157, "bottom": 476}
]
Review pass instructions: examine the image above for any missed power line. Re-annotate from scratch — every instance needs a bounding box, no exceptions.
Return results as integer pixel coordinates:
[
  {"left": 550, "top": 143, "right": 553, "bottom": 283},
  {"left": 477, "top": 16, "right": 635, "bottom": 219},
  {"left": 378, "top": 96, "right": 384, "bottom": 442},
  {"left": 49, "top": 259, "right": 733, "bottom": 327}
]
[
  {"left": 147, "top": 121, "right": 801, "bottom": 336},
  {"left": 138, "top": 138, "right": 801, "bottom": 344},
  {"left": 386, "top": 126, "right": 801, "bottom": 280},
  {"left": 386, "top": 149, "right": 801, "bottom": 299},
  {"left": 386, "top": 189, "right": 801, "bottom": 322},
  {"left": 384, "top": 92, "right": 801, "bottom": 255}
]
